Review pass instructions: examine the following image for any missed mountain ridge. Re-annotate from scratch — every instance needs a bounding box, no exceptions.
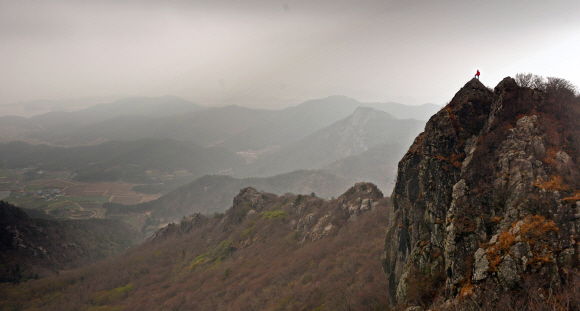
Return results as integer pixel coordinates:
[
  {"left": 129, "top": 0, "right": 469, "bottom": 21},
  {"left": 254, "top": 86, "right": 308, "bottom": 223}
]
[{"left": 382, "top": 76, "right": 580, "bottom": 308}]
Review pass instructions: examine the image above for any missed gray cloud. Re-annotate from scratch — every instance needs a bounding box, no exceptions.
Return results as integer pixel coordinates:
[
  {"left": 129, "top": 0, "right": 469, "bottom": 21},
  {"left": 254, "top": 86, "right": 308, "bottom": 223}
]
[{"left": 1, "top": 0, "right": 579, "bottom": 112}]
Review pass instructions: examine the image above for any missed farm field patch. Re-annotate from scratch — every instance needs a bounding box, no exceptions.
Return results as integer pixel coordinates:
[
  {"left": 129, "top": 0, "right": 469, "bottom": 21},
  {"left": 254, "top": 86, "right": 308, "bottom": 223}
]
[{"left": 3, "top": 173, "right": 160, "bottom": 219}]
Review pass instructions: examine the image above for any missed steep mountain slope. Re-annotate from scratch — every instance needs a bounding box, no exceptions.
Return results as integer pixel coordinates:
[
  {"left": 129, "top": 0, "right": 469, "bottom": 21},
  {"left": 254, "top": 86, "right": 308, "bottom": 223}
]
[
  {"left": 0, "top": 183, "right": 391, "bottom": 310},
  {"left": 108, "top": 170, "right": 354, "bottom": 225},
  {"left": 237, "top": 107, "right": 424, "bottom": 177},
  {"left": 0, "top": 201, "right": 139, "bottom": 283},
  {"left": 382, "top": 77, "right": 580, "bottom": 309}
]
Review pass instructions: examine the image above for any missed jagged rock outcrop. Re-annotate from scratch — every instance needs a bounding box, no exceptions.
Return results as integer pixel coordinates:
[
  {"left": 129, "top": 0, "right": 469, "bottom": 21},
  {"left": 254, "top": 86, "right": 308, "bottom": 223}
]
[
  {"left": 232, "top": 187, "right": 266, "bottom": 212},
  {"left": 382, "top": 77, "right": 580, "bottom": 306},
  {"left": 148, "top": 213, "right": 208, "bottom": 240},
  {"left": 293, "top": 182, "right": 384, "bottom": 241},
  {"left": 179, "top": 213, "right": 206, "bottom": 234},
  {"left": 337, "top": 182, "right": 383, "bottom": 218}
]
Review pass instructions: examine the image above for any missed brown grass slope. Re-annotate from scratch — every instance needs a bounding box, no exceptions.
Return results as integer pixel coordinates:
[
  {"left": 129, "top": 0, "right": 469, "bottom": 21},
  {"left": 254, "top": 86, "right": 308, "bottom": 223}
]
[
  {"left": 0, "top": 201, "right": 140, "bottom": 285},
  {"left": 0, "top": 183, "right": 391, "bottom": 310}
]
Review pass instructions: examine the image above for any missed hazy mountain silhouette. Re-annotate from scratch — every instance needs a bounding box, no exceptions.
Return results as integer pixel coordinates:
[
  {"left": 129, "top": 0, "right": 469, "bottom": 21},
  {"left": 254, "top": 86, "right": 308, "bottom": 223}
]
[
  {"left": 236, "top": 107, "right": 424, "bottom": 178},
  {"left": 3, "top": 95, "right": 437, "bottom": 151}
]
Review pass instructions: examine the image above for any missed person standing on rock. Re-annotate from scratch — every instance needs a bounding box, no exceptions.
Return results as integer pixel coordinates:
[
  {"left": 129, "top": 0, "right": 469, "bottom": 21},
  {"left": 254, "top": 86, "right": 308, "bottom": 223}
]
[{"left": 475, "top": 70, "right": 480, "bottom": 79}]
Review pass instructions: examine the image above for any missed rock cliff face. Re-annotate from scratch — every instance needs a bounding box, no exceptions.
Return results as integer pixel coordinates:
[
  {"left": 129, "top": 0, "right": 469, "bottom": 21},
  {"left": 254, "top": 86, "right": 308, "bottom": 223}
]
[{"left": 382, "top": 77, "right": 580, "bottom": 305}]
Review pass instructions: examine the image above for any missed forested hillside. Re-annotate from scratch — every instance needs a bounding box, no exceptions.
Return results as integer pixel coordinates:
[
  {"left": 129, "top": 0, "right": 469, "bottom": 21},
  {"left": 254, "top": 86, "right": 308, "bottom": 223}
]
[
  {"left": 0, "top": 201, "right": 139, "bottom": 284},
  {"left": 0, "top": 184, "right": 391, "bottom": 310}
]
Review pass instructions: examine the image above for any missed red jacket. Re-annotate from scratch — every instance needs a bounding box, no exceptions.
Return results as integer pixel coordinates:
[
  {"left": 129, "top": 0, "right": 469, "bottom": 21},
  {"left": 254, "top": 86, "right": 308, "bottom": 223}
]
[{"left": 476, "top": 70, "right": 480, "bottom": 76}]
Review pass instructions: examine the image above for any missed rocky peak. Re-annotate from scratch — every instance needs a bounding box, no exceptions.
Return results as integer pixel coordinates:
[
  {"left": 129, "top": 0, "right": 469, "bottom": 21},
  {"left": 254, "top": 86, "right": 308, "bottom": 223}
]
[
  {"left": 179, "top": 213, "right": 206, "bottom": 234},
  {"left": 494, "top": 76, "right": 518, "bottom": 95},
  {"left": 232, "top": 187, "right": 266, "bottom": 211},
  {"left": 337, "top": 182, "right": 383, "bottom": 218},
  {"left": 382, "top": 76, "right": 580, "bottom": 307}
]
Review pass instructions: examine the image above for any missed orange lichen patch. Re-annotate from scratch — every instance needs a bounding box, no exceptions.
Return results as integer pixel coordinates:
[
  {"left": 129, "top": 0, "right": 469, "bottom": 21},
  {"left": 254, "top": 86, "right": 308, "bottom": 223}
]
[
  {"left": 562, "top": 191, "right": 580, "bottom": 203},
  {"left": 486, "top": 230, "right": 516, "bottom": 271},
  {"left": 491, "top": 216, "right": 502, "bottom": 224},
  {"left": 543, "top": 146, "right": 559, "bottom": 166},
  {"left": 458, "top": 280, "right": 474, "bottom": 299},
  {"left": 433, "top": 153, "right": 465, "bottom": 170},
  {"left": 486, "top": 215, "right": 559, "bottom": 271},
  {"left": 497, "top": 230, "right": 516, "bottom": 250},
  {"left": 519, "top": 215, "right": 559, "bottom": 243},
  {"left": 534, "top": 175, "right": 571, "bottom": 192},
  {"left": 451, "top": 153, "right": 466, "bottom": 169}
]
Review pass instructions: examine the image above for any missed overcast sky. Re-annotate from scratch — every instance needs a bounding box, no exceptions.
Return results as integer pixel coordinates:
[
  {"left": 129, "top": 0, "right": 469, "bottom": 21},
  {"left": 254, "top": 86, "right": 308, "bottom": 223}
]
[{"left": 1, "top": 0, "right": 579, "bottom": 114}]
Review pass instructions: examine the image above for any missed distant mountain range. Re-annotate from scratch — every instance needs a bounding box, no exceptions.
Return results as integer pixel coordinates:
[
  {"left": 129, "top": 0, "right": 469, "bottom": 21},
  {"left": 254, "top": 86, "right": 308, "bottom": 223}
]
[
  {"left": 235, "top": 107, "right": 424, "bottom": 180},
  {"left": 0, "top": 95, "right": 438, "bottom": 149},
  {"left": 0, "top": 95, "right": 437, "bottom": 194}
]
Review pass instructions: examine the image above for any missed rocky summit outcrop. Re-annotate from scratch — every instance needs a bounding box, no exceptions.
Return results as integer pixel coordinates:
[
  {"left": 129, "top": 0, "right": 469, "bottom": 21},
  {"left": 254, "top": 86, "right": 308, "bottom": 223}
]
[
  {"left": 337, "top": 182, "right": 383, "bottom": 219},
  {"left": 382, "top": 77, "right": 580, "bottom": 306},
  {"left": 293, "top": 182, "right": 384, "bottom": 241},
  {"left": 232, "top": 187, "right": 267, "bottom": 212}
]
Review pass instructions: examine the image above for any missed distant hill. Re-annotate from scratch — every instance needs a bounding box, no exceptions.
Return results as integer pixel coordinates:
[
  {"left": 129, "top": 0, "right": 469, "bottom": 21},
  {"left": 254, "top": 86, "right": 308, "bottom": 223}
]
[
  {"left": 236, "top": 107, "right": 424, "bottom": 177},
  {"left": 218, "top": 95, "right": 364, "bottom": 152},
  {"left": 27, "top": 104, "right": 275, "bottom": 147},
  {"left": 111, "top": 170, "right": 354, "bottom": 223},
  {"left": 4, "top": 95, "right": 436, "bottom": 152},
  {"left": 0, "top": 95, "right": 125, "bottom": 118},
  {"left": 0, "top": 201, "right": 139, "bottom": 283},
  {"left": 324, "top": 142, "right": 407, "bottom": 193},
  {"left": 1, "top": 95, "right": 204, "bottom": 129},
  {"left": 362, "top": 102, "right": 441, "bottom": 120},
  {"left": 0, "top": 139, "right": 245, "bottom": 183}
]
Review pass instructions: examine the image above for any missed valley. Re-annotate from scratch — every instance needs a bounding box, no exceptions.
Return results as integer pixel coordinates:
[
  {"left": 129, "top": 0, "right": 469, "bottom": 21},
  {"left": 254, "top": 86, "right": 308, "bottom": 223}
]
[
  {"left": 0, "top": 168, "right": 159, "bottom": 220},
  {"left": 0, "top": 95, "right": 437, "bottom": 227}
]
